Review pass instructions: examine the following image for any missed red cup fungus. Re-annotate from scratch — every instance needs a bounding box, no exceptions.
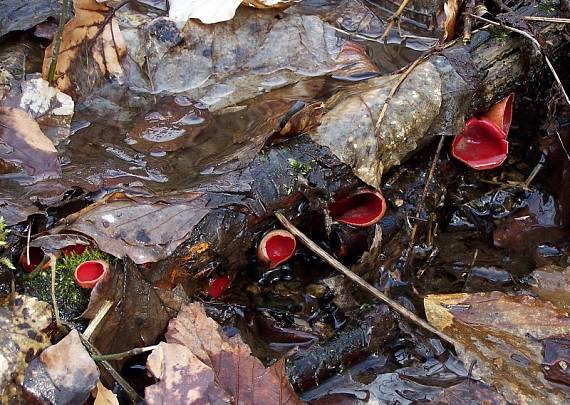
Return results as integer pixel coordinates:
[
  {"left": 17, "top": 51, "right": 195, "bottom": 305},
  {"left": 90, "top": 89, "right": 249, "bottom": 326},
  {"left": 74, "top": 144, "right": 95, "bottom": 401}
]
[
  {"left": 451, "top": 93, "right": 514, "bottom": 170},
  {"left": 74, "top": 260, "right": 108, "bottom": 289},
  {"left": 208, "top": 275, "right": 231, "bottom": 298},
  {"left": 19, "top": 247, "right": 51, "bottom": 273},
  {"left": 61, "top": 243, "right": 88, "bottom": 257},
  {"left": 257, "top": 229, "right": 296, "bottom": 268},
  {"left": 329, "top": 189, "right": 387, "bottom": 227}
]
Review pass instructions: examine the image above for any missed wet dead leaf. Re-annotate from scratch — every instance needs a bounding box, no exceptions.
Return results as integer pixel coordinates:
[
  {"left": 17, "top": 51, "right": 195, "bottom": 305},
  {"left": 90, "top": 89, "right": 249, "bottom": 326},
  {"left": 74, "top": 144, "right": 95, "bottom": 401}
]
[
  {"left": 531, "top": 265, "right": 570, "bottom": 311},
  {"left": 93, "top": 380, "right": 119, "bottom": 405},
  {"left": 0, "top": 107, "right": 61, "bottom": 179},
  {"left": 0, "top": 294, "right": 52, "bottom": 402},
  {"left": 42, "top": 0, "right": 126, "bottom": 95},
  {"left": 56, "top": 191, "right": 210, "bottom": 264},
  {"left": 2, "top": 77, "right": 74, "bottom": 145},
  {"left": 82, "top": 259, "right": 182, "bottom": 360},
  {"left": 23, "top": 330, "right": 99, "bottom": 405},
  {"left": 425, "top": 292, "right": 570, "bottom": 404},
  {"left": 145, "top": 303, "right": 301, "bottom": 404}
]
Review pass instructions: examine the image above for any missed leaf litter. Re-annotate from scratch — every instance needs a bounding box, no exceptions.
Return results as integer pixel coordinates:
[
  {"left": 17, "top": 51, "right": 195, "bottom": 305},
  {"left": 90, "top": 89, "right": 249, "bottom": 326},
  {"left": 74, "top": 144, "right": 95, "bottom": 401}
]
[{"left": 0, "top": 0, "right": 569, "bottom": 403}]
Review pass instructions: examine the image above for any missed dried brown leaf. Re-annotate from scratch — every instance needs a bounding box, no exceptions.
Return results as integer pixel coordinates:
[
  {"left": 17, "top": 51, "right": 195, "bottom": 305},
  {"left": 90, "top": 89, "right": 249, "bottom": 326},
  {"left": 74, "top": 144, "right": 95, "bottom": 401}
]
[
  {"left": 425, "top": 292, "right": 570, "bottom": 404},
  {"left": 82, "top": 259, "right": 182, "bottom": 359},
  {"left": 0, "top": 294, "right": 52, "bottom": 402},
  {"left": 442, "top": 0, "right": 463, "bottom": 41},
  {"left": 146, "top": 303, "right": 301, "bottom": 404},
  {"left": 23, "top": 330, "right": 100, "bottom": 405},
  {"left": 42, "top": 0, "right": 126, "bottom": 95},
  {"left": 0, "top": 107, "right": 61, "bottom": 179}
]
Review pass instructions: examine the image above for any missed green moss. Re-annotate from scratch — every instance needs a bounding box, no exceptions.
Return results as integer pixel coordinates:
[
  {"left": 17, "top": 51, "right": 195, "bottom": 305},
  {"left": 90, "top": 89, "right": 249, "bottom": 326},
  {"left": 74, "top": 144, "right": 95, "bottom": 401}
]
[
  {"left": 21, "top": 248, "right": 108, "bottom": 320},
  {"left": 490, "top": 27, "right": 511, "bottom": 42},
  {"left": 537, "top": 0, "right": 558, "bottom": 13},
  {"left": 0, "top": 217, "right": 14, "bottom": 270},
  {"left": 288, "top": 158, "right": 315, "bottom": 176}
]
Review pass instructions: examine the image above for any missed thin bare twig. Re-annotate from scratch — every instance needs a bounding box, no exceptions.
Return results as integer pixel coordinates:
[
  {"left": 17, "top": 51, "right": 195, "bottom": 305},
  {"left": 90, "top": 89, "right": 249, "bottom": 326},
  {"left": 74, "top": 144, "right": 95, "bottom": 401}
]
[
  {"left": 47, "top": 0, "right": 70, "bottom": 84},
  {"left": 524, "top": 16, "right": 570, "bottom": 24},
  {"left": 463, "top": 0, "right": 476, "bottom": 43},
  {"left": 405, "top": 135, "right": 445, "bottom": 268},
  {"left": 75, "top": 330, "right": 142, "bottom": 403},
  {"left": 375, "top": 55, "right": 427, "bottom": 133},
  {"left": 470, "top": 14, "right": 570, "bottom": 108},
  {"left": 275, "top": 212, "right": 458, "bottom": 346},
  {"left": 83, "top": 300, "right": 113, "bottom": 340},
  {"left": 380, "top": 0, "right": 413, "bottom": 41},
  {"left": 26, "top": 220, "right": 31, "bottom": 267},
  {"left": 556, "top": 128, "right": 570, "bottom": 162},
  {"left": 92, "top": 344, "right": 158, "bottom": 362}
]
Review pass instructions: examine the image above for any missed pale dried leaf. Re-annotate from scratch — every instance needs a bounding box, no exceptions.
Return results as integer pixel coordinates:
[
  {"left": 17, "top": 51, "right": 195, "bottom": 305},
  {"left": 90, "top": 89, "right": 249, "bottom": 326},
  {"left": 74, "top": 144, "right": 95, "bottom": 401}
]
[
  {"left": 23, "top": 330, "right": 99, "bottom": 405},
  {"left": 243, "top": 0, "right": 299, "bottom": 9},
  {"left": 94, "top": 380, "right": 119, "bottom": 405},
  {"left": 146, "top": 303, "right": 301, "bottom": 404},
  {"left": 169, "top": 0, "right": 242, "bottom": 26},
  {"left": 42, "top": 0, "right": 127, "bottom": 95},
  {"left": 425, "top": 292, "right": 570, "bottom": 404},
  {"left": 0, "top": 106, "right": 61, "bottom": 179},
  {"left": 0, "top": 294, "right": 52, "bottom": 402}
]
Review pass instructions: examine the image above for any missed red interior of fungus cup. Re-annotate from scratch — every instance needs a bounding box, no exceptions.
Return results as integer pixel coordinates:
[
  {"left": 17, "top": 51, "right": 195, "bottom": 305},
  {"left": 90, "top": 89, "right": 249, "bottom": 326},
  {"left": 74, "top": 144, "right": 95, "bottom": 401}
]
[
  {"left": 75, "top": 261, "right": 105, "bottom": 283},
  {"left": 208, "top": 276, "right": 231, "bottom": 298},
  {"left": 265, "top": 234, "right": 296, "bottom": 267},
  {"left": 20, "top": 247, "right": 46, "bottom": 272},
  {"left": 329, "top": 190, "right": 386, "bottom": 227},
  {"left": 452, "top": 118, "right": 509, "bottom": 170},
  {"left": 258, "top": 230, "right": 296, "bottom": 268}
]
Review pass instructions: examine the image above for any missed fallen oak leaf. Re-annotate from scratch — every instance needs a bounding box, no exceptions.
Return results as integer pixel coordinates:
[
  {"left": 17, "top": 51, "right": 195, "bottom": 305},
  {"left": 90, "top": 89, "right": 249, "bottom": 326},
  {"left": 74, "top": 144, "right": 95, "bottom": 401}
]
[
  {"left": 42, "top": 0, "right": 127, "bottom": 96},
  {"left": 425, "top": 292, "right": 570, "bottom": 404},
  {"left": 145, "top": 303, "right": 301, "bottom": 404},
  {"left": 93, "top": 380, "right": 119, "bottom": 405}
]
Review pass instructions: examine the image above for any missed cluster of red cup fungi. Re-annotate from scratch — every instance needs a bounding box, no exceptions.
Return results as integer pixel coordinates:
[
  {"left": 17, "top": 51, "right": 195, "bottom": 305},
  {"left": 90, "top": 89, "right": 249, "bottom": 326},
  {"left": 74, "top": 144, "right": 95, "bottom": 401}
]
[{"left": 19, "top": 244, "right": 108, "bottom": 290}]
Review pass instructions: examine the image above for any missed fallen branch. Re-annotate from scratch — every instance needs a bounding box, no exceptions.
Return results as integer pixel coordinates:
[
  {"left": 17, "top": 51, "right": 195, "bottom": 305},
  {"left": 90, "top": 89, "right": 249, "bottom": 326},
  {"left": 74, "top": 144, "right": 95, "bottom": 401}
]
[
  {"left": 470, "top": 14, "right": 570, "bottom": 108},
  {"left": 275, "top": 212, "right": 459, "bottom": 347},
  {"left": 91, "top": 344, "right": 158, "bottom": 362},
  {"left": 380, "top": 0, "right": 412, "bottom": 41}
]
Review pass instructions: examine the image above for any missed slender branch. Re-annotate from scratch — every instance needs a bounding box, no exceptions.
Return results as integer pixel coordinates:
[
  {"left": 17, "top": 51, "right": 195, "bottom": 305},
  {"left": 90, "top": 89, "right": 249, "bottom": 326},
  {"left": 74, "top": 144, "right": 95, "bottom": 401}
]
[
  {"left": 275, "top": 212, "right": 458, "bottom": 346},
  {"left": 47, "top": 0, "right": 70, "bottom": 84},
  {"left": 75, "top": 329, "right": 142, "bottom": 403},
  {"left": 524, "top": 16, "right": 570, "bottom": 24},
  {"left": 375, "top": 55, "right": 427, "bottom": 133},
  {"left": 463, "top": 0, "right": 476, "bottom": 43},
  {"left": 92, "top": 345, "right": 158, "bottom": 362},
  {"left": 470, "top": 14, "right": 570, "bottom": 108},
  {"left": 380, "top": 0, "right": 412, "bottom": 41},
  {"left": 83, "top": 300, "right": 113, "bottom": 340},
  {"left": 405, "top": 136, "right": 445, "bottom": 267}
]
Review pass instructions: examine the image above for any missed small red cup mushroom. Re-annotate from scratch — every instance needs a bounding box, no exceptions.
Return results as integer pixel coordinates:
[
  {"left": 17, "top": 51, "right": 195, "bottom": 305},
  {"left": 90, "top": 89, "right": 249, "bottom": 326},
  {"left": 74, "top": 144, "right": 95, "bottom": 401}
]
[
  {"left": 451, "top": 93, "right": 514, "bottom": 170},
  {"left": 451, "top": 118, "right": 509, "bottom": 170},
  {"left": 329, "top": 189, "right": 387, "bottom": 227},
  {"left": 74, "top": 260, "right": 108, "bottom": 289},
  {"left": 19, "top": 247, "right": 52, "bottom": 272},
  {"left": 61, "top": 243, "right": 88, "bottom": 257},
  {"left": 257, "top": 229, "right": 296, "bottom": 268},
  {"left": 207, "top": 275, "right": 231, "bottom": 298}
]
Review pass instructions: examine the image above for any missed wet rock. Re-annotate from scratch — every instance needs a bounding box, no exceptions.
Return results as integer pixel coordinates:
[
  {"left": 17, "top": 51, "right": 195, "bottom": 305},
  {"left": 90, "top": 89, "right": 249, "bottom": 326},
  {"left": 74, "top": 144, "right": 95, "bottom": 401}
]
[
  {"left": 0, "top": 0, "right": 62, "bottom": 38},
  {"left": 542, "top": 336, "right": 570, "bottom": 386},
  {"left": 531, "top": 265, "right": 570, "bottom": 311}
]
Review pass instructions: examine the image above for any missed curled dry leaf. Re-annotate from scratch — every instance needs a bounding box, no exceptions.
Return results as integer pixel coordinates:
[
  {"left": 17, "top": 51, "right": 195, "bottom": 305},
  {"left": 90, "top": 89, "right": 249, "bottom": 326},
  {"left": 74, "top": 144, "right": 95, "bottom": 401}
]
[
  {"left": 442, "top": 0, "right": 463, "bottom": 41},
  {"left": 425, "top": 292, "right": 570, "bottom": 404},
  {"left": 0, "top": 294, "right": 52, "bottom": 402},
  {"left": 0, "top": 106, "right": 61, "bottom": 179},
  {"left": 168, "top": 0, "right": 242, "bottom": 26},
  {"left": 145, "top": 303, "right": 301, "bottom": 404},
  {"left": 23, "top": 330, "right": 100, "bottom": 405},
  {"left": 42, "top": 0, "right": 126, "bottom": 95}
]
